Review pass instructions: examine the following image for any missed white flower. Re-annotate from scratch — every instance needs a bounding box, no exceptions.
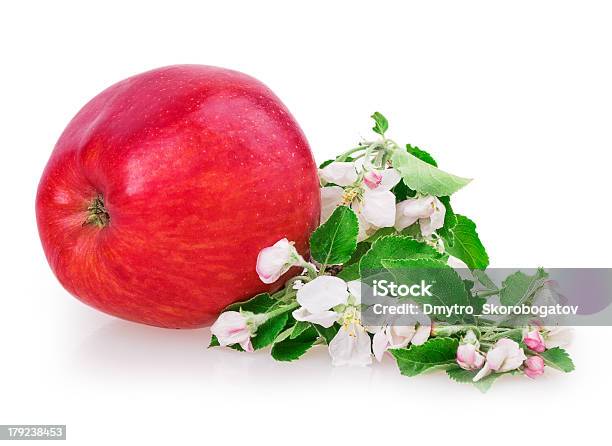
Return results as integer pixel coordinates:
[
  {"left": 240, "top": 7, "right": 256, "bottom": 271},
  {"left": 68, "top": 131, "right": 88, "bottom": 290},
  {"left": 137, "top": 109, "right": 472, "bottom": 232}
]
[
  {"left": 320, "top": 186, "right": 344, "bottom": 224},
  {"left": 543, "top": 326, "right": 573, "bottom": 349},
  {"left": 210, "top": 311, "right": 254, "bottom": 352},
  {"left": 329, "top": 321, "right": 372, "bottom": 366},
  {"left": 395, "top": 196, "right": 446, "bottom": 237},
  {"left": 359, "top": 188, "right": 397, "bottom": 228},
  {"left": 319, "top": 162, "right": 358, "bottom": 186},
  {"left": 473, "top": 338, "right": 527, "bottom": 382},
  {"left": 320, "top": 167, "right": 402, "bottom": 241},
  {"left": 256, "top": 238, "right": 302, "bottom": 284},
  {"left": 293, "top": 277, "right": 373, "bottom": 365},
  {"left": 292, "top": 276, "right": 348, "bottom": 328},
  {"left": 369, "top": 322, "right": 431, "bottom": 362}
]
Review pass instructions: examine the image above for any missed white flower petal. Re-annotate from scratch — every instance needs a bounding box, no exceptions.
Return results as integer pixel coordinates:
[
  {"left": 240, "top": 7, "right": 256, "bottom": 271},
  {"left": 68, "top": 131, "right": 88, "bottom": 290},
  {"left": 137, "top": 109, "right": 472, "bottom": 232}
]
[
  {"left": 411, "top": 324, "right": 431, "bottom": 345},
  {"left": 347, "top": 280, "right": 367, "bottom": 305},
  {"left": 296, "top": 276, "right": 349, "bottom": 314},
  {"left": 379, "top": 168, "right": 402, "bottom": 191},
  {"left": 361, "top": 189, "right": 396, "bottom": 228},
  {"left": 292, "top": 307, "right": 340, "bottom": 328},
  {"left": 387, "top": 325, "right": 415, "bottom": 348},
  {"left": 329, "top": 322, "right": 372, "bottom": 366},
  {"left": 319, "top": 162, "right": 358, "bottom": 186},
  {"left": 394, "top": 201, "right": 420, "bottom": 231},
  {"left": 320, "top": 186, "right": 344, "bottom": 224},
  {"left": 473, "top": 362, "right": 492, "bottom": 382},
  {"left": 420, "top": 197, "right": 446, "bottom": 237},
  {"left": 372, "top": 329, "right": 390, "bottom": 362},
  {"left": 447, "top": 255, "right": 469, "bottom": 269},
  {"left": 402, "top": 196, "right": 436, "bottom": 219},
  {"left": 544, "top": 327, "right": 573, "bottom": 349}
]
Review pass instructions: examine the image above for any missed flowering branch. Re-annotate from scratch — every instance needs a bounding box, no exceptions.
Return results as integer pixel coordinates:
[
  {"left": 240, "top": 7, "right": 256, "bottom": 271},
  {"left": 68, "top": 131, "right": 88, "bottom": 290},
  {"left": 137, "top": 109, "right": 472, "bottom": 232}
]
[{"left": 208, "top": 112, "right": 575, "bottom": 392}]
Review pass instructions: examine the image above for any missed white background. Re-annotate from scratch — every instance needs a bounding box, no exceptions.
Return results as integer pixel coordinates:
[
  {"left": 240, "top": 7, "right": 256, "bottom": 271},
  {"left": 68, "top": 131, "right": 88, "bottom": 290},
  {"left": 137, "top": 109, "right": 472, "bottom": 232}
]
[{"left": 1, "top": 0, "right": 610, "bottom": 444}]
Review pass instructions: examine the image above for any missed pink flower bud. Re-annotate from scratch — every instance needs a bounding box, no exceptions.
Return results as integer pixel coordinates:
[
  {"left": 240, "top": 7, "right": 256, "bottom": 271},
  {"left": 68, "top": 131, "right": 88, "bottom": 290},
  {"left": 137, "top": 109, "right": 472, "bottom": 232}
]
[
  {"left": 456, "top": 343, "right": 485, "bottom": 371},
  {"left": 524, "top": 329, "right": 546, "bottom": 353},
  {"left": 210, "top": 311, "right": 253, "bottom": 352},
  {"left": 363, "top": 171, "right": 383, "bottom": 189},
  {"left": 524, "top": 355, "right": 545, "bottom": 379},
  {"left": 256, "top": 238, "right": 300, "bottom": 284}
]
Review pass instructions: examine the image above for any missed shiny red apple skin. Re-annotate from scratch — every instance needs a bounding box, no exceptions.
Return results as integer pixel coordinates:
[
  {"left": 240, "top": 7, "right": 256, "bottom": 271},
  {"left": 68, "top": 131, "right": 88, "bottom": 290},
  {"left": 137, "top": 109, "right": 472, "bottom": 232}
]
[{"left": 36, "top": 65, "right": 320, "bottom": 328}]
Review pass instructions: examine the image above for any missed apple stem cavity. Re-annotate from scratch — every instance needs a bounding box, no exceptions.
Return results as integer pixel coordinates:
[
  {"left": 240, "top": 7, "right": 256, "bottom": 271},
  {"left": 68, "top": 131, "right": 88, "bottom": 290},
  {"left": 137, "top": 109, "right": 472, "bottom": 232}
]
[{"left": 83, "top": 195, "right": 110, "bottom": 228}]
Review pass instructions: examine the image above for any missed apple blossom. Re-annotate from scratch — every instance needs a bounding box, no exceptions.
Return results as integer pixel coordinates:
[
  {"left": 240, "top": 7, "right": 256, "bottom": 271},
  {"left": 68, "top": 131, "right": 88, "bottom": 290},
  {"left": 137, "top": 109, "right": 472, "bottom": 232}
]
[
  {"left": 320, "top": 168, "right": 402, "bottom": 240},
  {"left": 457, "top": 343, "right": 485, "bottom": 370},
  {"left": 292, "top": 275, "right": 348, "bottom": 328},
  {"left": 256, "top": 238, "right": 303, "bottom": 284},
  {"left": 369, "top": 321, "right": 431, "bottom": 362},
  {"left": 523, "top": 329, "right": 546, "bottom": 353},
  {"left": 524, "top": 355, "right": 545, "bottom": 379},
  {"left": 473, "top": 338, "right": 527, "bottom": 382},
  {"left": 319, "top": 162, "right": 358, "bottom": 186},
  {"left": 210, "top": 311, "right": 257, "bottom": 352},
  {"left": 542, "top": 326, "right": 573, "bottom": 349},
  {"left": 395, "top": 196, "right": 446, "bottom": 237},
  {"left": 456, "top": 330, "right": 485, "bottom": 370},
  {"left": 329, "top": 321, "right": 372, "bottom": 366},
  {"left": 294, "top": 277, "right": 373, "bottom": 366}
]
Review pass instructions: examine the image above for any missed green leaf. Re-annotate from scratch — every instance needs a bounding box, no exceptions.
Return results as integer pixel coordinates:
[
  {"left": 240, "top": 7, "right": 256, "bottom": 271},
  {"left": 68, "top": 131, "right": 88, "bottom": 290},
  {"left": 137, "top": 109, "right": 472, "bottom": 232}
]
[
  {"left": 336, "top": 263, "right": 360, "bottom": 281},
  {"left": 364, "top": 227, "right": 397, "bottom": 243},
  {"left": 271, "top": 326, "right": 319, "bottom": 361},
  {"left": 251, "top": 312, "right": 289, "bottom": 350},
  {"left": 437, "top": 196, "right": 457, "bottom": 245},
  {"left": 406, "top": 144, "right": 437, "bottom": 167},
  {"left": 359, "top": 235, "right": 440, "bottom": 274},
  {"left": 290, "top": 321, "right": 312, "bottom": 339},
  {"left": 226, "top": 293, "right": 275, "bottom": 313},
  {"left": 444, "top": 215, "right": 489, "bottom": 270},
  {"left": 540, "top": 347, "right": 575, "bottom": 372},
  {"left": 310, "top": 206, "right": 359, "bottom": 265},
  {"left": 371, "top": 111, "right": 389, "bottom": 136},
  {"left": 473, "top": 269, "right": 498, "bottom": 291},
  {"left": 382, "top": 258, "right": 474, "bottom": 323},
  {"left": 499, "top": 268, "right": 548, "bottom": 306},
  {"left": 319, "top": 159, "right": 334, "bottom": 169},
  {"left": 391, "top": 337, "right": 459, "bottom": 377},
  {"left": 391, "top": 148, "right": 471, "bottom": 196},
  {"left": 208, "top": 335, "right": 244, "bottom": 351},
  {"left": 314, "top": 324, "right": 340, "bottom": 345},
  {"left": 391, "top": 176, "right": 414, "bottom": 201},
  {"left": 208, "top": 334, "right": 220, "bottom": 348},
  {"left": 345, "top": 241, "right": 372, "bottom": 266},
  {"left": 446, "top": 365, "right": 502, "bottom": 393}
]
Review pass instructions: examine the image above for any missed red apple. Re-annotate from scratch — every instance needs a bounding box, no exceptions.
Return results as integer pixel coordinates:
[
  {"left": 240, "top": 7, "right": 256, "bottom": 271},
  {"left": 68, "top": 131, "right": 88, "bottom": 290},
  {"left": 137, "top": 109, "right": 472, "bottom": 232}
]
[{"left": 36, "top": 65, "right": 320, "bottom": 328}]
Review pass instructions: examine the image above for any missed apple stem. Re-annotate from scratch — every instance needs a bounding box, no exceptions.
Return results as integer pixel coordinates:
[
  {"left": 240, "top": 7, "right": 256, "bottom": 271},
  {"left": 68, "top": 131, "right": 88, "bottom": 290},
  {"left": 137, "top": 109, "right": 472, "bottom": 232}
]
[{"left": 83, "top": 195, "right": 110, "bottom": 228}]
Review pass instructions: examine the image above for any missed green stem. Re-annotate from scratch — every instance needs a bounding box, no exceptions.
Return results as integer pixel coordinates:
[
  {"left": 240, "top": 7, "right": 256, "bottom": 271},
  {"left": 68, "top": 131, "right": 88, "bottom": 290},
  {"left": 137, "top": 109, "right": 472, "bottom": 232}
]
[
  {"left": 336, "top": 145, "right": 368, "bottom": 162},
  {"left": 300, "top": 261, "right": 318, "bottom": 279},
  {"left": 475, "top": 289, "right": 500, "bottom": 298},
  {"left": 264, "top": 301, "right": 299, "bottom": 320}
]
